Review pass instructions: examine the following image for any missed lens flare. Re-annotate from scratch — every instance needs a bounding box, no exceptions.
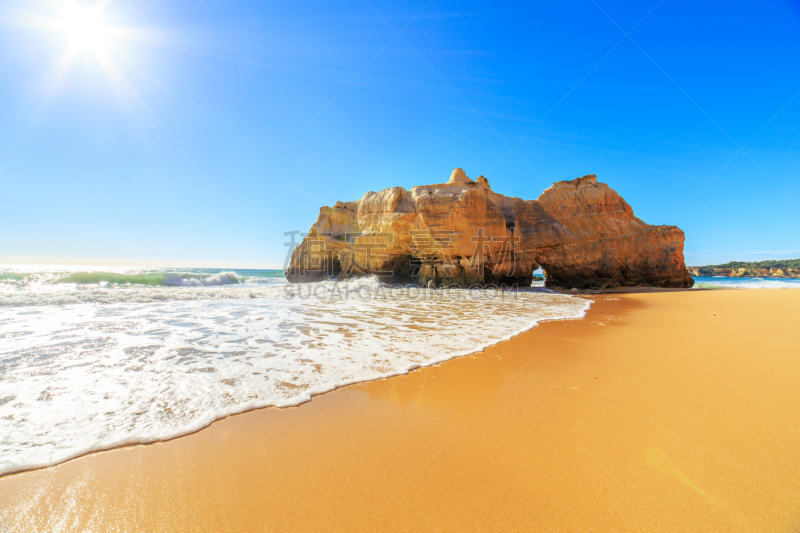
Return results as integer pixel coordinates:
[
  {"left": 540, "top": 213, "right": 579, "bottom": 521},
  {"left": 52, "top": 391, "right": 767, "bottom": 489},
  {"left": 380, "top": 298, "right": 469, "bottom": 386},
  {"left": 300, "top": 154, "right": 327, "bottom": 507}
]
[
  {"left": 58, "top": 3, "right": 112, "bottom": 53},
  {"left": 13, "top": 1, "right": 142, "bottom": 88}
]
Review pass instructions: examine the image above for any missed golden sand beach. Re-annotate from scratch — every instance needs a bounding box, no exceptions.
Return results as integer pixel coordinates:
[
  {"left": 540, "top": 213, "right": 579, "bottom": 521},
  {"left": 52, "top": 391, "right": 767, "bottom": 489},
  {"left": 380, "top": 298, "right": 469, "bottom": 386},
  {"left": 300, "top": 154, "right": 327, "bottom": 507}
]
[{"left": 1, "top": 289, "right": 799, "bottom": 532}]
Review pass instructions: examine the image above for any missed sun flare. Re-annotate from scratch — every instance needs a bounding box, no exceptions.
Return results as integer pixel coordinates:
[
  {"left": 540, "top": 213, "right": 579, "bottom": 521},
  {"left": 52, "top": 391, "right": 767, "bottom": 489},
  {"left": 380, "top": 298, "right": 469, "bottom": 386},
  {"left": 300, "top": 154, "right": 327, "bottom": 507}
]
[
  {"left": 57, "top": 3, "right": 112, "bottom": 54},
  {"left": 16, "top": 0, "right": 142, "bottom": 87}
]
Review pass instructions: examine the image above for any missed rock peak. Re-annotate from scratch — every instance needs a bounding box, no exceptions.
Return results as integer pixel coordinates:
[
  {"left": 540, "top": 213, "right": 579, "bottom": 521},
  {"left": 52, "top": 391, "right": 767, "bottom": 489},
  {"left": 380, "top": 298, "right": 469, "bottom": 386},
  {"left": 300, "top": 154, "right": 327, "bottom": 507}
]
[
  {"left": 567, "top": 174, "right": 597, "bottom": 186},
  {"left": 447, "top": 167, "right": 472, "bottom": 184}
]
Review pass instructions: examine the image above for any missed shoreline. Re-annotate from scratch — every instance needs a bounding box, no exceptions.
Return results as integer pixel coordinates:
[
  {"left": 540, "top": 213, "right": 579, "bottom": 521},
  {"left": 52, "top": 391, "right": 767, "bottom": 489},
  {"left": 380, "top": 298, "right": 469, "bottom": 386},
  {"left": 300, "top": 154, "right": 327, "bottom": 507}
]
[
  {"left": 0, "top": 290, "right": 591, "bottom": 480},
  {"left": 2, "top": 289, "right": 799, "bottom": 531}
]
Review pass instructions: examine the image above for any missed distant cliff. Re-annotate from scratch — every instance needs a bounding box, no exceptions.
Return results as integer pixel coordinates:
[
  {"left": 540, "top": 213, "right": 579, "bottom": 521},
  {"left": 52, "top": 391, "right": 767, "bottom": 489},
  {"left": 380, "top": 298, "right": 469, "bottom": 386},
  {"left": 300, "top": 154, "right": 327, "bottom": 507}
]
[
  {"left": 286, "top": 168, "right": 694, "bottom": 289},
  {"left": 688, "top": 259, "right": 800, "bottom": 279}
]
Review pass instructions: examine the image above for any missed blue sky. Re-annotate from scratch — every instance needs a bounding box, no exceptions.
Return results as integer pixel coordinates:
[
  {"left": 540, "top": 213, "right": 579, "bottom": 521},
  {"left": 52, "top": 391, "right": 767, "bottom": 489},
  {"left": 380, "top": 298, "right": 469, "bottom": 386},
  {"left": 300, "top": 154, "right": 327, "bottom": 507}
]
[{"left": 1, "top": 0, "right": 799, "bottom": 268}]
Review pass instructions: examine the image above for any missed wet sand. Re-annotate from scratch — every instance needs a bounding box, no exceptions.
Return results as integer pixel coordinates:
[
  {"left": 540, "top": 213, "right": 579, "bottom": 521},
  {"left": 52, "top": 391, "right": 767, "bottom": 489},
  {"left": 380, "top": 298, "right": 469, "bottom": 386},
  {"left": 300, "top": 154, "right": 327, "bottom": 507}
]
[{"left": 1, "top": 290, "right": 799, "bottom": 532}]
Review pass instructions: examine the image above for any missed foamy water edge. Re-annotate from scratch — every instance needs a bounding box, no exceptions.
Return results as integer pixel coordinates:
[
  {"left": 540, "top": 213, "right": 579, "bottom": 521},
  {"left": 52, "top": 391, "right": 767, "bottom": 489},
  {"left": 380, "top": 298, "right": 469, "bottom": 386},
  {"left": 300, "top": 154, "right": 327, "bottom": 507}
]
[{"left": 0, "top": 291, "right": 592, "bottom": 476}]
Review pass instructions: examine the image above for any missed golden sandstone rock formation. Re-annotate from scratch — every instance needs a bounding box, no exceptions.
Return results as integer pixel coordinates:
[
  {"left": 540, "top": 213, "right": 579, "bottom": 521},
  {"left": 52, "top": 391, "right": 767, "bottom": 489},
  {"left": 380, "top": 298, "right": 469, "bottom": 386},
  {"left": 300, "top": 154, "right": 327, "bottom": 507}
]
[{"left": 286, "top": 169, "right": 694, "bottom": 289}]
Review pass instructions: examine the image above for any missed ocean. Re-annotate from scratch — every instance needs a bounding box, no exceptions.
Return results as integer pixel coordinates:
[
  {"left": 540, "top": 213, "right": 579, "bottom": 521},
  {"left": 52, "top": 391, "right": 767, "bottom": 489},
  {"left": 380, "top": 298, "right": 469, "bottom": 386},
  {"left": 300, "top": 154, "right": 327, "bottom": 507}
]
[
  {"left": 692, "top": 276, "right": 800, "bottom": 289},
  {"left": 0, "top": 265, "right": 587, "bottom": 476}
]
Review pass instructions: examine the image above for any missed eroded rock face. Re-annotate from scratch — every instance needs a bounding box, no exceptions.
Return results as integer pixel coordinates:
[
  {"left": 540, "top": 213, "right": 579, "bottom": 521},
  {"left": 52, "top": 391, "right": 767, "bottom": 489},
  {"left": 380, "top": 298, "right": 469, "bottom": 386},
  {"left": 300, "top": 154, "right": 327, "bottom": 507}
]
[{"left": 286, "top": 169, "right": 694, "bottom": 289}]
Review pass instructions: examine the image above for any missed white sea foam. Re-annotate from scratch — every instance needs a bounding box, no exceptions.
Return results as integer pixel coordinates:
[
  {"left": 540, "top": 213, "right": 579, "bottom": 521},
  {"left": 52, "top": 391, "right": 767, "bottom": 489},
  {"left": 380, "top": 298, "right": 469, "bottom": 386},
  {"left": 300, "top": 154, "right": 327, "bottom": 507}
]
[
  {"left": 150, "top": 270, "right": 243, "bottom": 286},
  {"left": 0, "top": 273, "right": 589, "bottom": 476}
]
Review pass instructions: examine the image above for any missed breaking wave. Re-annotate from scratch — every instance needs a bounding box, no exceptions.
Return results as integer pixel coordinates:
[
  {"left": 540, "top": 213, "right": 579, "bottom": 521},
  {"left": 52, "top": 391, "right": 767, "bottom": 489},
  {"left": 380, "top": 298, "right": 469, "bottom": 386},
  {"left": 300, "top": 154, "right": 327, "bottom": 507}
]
[
  {"left": 0, "top": 267, "right": 285, "bottom": 307},
  {"left": 55, "top": 271, "right": 243, "bottom": 287}
]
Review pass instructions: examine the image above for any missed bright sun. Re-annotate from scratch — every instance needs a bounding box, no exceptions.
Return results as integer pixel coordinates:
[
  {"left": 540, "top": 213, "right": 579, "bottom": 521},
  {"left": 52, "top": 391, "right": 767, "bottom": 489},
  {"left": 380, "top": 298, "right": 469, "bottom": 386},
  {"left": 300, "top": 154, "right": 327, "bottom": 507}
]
[
  {"left": 58, "top": 4, "right": 112, "bottom": 53},
  {"left": 16, "top": 1, "right": 139, "bottom": 87}
]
